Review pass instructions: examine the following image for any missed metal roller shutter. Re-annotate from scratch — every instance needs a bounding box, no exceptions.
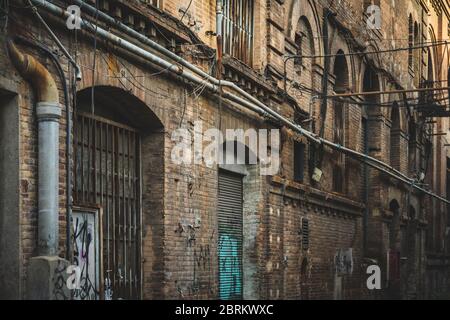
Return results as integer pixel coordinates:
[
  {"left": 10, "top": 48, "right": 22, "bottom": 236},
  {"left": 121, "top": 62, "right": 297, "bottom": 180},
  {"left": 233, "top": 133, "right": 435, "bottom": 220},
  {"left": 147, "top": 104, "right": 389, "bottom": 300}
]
[{"left": 218, "top": 170, "right": 243, "bottom": 300}]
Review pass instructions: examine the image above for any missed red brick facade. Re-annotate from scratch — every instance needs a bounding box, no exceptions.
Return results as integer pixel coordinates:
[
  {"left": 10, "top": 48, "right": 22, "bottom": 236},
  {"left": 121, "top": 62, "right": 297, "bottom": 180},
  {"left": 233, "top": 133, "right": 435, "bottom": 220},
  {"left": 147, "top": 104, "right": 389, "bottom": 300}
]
[{"left": 0, "top": 0, "right": 449, "bottom": 300}]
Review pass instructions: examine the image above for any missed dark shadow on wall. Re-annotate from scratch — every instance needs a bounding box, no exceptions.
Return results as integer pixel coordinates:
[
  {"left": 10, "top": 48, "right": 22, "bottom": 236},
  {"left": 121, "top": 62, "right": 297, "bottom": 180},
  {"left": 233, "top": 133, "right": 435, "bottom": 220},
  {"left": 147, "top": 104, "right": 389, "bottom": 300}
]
[{"left": 0, "top": 89, "right": 20, "bottom": 299}]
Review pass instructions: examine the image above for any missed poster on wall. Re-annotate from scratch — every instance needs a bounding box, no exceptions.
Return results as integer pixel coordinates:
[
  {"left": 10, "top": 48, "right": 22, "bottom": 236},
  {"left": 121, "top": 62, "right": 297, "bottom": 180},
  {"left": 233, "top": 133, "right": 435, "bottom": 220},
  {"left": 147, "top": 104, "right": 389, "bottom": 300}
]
[
  {"left": 71, "top": 206, "right": 103, "bottom": 300},
  {"left": 335, "top": 248, "right": 354, "bottom": 276}
]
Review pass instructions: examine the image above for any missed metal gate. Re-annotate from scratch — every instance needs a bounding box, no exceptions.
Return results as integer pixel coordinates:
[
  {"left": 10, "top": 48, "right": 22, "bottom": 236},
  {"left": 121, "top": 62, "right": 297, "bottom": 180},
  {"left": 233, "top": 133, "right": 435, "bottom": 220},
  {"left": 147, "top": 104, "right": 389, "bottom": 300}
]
[
  {"left": 217, "top": 170, "right": 243, "bottom": 300},
  {"left": 74, "top": 112, "right": 141, "bottom": 300}
]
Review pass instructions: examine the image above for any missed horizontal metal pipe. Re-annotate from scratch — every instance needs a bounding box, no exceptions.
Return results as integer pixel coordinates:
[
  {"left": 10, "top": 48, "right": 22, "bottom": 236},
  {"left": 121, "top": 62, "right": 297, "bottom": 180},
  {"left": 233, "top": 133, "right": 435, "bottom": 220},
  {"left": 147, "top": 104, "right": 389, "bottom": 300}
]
[
  {"left": 323, "top": 86, "right": 450, "bottom": 99},
  {"left": 73, "top": 0, "right": 320, "bottom": 143},
  {"left": 32, "top": 0, "right": 449, "bottom": 204},
  {"left": 320, "top": 139, "right": 449, "bottom": 203},
  {"left": 28, "top": 0, "right": 82, "bottom": 80}
]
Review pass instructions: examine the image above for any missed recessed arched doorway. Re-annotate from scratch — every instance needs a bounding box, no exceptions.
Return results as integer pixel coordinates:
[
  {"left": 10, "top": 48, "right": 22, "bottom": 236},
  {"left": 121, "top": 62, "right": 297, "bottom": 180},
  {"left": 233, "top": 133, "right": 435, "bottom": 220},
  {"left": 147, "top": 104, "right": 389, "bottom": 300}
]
[
  {"left": 73, "top": 86, "right": 164, "bottom": 300},
  {"left": 217, "top": 140, "right": 262, "bottom": 300}
]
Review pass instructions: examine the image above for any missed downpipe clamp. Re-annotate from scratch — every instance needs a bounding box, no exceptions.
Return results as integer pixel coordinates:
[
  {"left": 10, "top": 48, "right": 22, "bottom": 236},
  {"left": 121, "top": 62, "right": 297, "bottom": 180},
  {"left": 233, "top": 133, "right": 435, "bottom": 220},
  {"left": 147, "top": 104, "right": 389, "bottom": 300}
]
[{"left": 36, "top": 102, "right": 62, "bottom": 122}]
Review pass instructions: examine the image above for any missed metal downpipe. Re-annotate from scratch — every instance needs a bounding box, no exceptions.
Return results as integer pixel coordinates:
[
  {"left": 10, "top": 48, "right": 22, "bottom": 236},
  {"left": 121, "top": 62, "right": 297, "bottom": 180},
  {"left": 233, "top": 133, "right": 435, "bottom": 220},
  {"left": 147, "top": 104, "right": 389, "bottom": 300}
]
[{"left": 8, "top": 40, "right": 61, "bottom": 256}]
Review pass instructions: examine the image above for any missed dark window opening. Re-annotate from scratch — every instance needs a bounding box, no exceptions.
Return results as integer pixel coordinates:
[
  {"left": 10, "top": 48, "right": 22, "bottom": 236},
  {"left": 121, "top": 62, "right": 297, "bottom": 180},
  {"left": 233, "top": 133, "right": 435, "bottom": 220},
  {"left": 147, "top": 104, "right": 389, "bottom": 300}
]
[
  {"left": 408, "top": 206, "right": 416, "bottom": 220},
  {"left": 333, "top": 101, "right": 344, "bottom": 145},
  {"left": 222, "top": 0, "right": 254, "bottom": 66},
  {"left": 332, "top": 164, "right": 344, "bottom": 193},
  {"left": 389, "top": 199, "right": 400, "bottom": 250},
  {"left": 332, "top": 101, "right": 345, "bottom": 193},
  {"left": 294, "top": 141, "right": 305, "bottom": 183},
  {"left": 294, "top": 32, "right": 304, "bottom": 73},
  {"left": 408, "top": 120, "right": 418, "bottom": 174},
  {"left": 413, "top": 22, "right": 420, "bottom": 73},
  {"left": 301, "top": 258, "right": 308, "bottom": 275},
  {"left": 408, "top": 14, "right": 414, "bottom": 70},
  {"left": 331, "top": 50, "right": 348, "bottom": 194},
  {"left": 333, "top": 51, "right": 349, "bottom": 93},
  {"left": 390, "top": 104, "right": 401, "bottom": 171}
]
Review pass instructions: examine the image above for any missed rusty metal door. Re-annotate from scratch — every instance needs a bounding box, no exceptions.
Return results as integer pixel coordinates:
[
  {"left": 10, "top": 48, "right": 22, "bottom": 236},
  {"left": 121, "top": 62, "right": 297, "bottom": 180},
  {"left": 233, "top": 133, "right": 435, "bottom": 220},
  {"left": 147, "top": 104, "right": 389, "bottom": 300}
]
[{"left": 74, "top": 112, "right": 142, "bottom": 300}]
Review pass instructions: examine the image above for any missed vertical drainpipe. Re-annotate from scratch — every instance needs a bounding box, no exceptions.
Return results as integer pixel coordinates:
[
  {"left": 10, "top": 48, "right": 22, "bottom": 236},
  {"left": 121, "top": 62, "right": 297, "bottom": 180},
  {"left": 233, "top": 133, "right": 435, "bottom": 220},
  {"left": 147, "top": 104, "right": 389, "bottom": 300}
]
[
  {"left": 216, "top": 0, "right": 223, "bottom": 59},
  {"left": 8, "top": 40, "right": 61, "bottom": 257}
]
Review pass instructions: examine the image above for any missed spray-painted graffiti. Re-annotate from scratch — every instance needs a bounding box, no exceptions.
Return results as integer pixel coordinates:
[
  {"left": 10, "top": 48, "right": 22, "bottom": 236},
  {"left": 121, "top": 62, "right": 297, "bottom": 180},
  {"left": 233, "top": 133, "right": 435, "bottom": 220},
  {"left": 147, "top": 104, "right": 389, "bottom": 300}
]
[
  {"left": 335, "top": 248, "right": 354, "bottom": 275},
  {"left": 218, "top": 235, "right": 242, "bottom": 300},
  {"left": 176, "top": 244, "right": 213, "bottom": 298},
  {"left": 72, "top": 210, "right": 101, "bottom": 300},
  {"left": 194, "top": 245, "right": 211, "bottom": 269},
  {"left": 53, "top": 260, "right": 69, "bottom": 300}
]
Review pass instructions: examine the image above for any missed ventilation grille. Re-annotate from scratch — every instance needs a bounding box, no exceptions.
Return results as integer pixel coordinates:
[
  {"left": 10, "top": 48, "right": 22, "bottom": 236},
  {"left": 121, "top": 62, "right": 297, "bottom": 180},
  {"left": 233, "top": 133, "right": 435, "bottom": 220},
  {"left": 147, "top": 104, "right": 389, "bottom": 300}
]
[{"left": 302, "top": 217, "right": 310, "bottom": 250}]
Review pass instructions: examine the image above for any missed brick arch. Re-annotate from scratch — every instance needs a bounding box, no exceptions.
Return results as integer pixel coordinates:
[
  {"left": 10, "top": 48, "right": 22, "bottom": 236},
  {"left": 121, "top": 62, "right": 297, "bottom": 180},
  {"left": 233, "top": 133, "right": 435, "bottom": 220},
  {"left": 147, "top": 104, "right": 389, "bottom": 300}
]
[
  {"left": 75, "top": 68, "right": 166, "bottom": 299},
  {"left": 357, "top": 43, "right": 384, "bottom": 98},
  {"left": 329, "top": 44, "right": 355, "bottom": 91},
  {"left": 77, "top": 85, "right": 165, "bottom": 131},
  {"left": 296, "top": 16, "right": 316, "bottom": 56},
  {"left": 76, "top": 52, "right": 166, "bottom": 130},
  {"left": 406, "top": 4, "right": 420, "bottom": 25},
  {"left": 286, "top": 0, "right": 323, "bottom": 58},
  {"left": 386, "top": 99, "right": 408, "bottom": 133}
]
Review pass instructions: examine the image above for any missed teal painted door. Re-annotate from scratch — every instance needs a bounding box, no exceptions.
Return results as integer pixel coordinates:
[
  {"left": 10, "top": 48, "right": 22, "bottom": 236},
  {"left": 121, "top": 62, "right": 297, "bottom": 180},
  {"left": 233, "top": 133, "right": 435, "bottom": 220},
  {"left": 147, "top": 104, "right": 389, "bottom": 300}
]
[{"left": 218, "top": 170, "right": 243, "bottom": 300}]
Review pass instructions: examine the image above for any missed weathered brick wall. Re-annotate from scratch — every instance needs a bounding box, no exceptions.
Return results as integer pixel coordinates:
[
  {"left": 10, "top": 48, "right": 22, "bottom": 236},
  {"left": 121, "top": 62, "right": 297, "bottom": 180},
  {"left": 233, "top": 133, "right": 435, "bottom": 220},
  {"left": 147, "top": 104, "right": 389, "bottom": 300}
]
[{"left": 2, "top": 0, "right": 449, "bottom": 300}]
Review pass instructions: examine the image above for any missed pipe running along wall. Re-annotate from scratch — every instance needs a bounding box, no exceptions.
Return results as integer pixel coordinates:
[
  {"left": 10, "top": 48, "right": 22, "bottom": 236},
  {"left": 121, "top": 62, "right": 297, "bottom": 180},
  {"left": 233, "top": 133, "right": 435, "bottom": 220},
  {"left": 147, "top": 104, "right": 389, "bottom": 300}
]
[
  {"left": 30, "top": 0, "right": 450, "bottom": 205},
  {"left": 7, "top": 40, "right": 61, "bottom": 256}
]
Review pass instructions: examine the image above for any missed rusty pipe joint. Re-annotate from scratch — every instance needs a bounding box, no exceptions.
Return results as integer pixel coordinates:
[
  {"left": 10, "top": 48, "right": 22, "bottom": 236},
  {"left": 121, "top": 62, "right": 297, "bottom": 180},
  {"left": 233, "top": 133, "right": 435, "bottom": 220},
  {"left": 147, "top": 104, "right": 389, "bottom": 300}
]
[{"left": 8, "top": 39, "right": 61, "bottom": 256}]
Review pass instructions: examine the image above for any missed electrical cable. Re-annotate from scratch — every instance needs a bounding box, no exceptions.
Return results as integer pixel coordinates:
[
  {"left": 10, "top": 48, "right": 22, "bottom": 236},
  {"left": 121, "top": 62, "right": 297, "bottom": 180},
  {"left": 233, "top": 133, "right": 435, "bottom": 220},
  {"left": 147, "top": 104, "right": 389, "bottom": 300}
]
[
  {"left": 26, "top": 0, "right": 82, "bottom": 80},
  {"left": 180, "top": 0, "right": 193, "bottom": 24}
]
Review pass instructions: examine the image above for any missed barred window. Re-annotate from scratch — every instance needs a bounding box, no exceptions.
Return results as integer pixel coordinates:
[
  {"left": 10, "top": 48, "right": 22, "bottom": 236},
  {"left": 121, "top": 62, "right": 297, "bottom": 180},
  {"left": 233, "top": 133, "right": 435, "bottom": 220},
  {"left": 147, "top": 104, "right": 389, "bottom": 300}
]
[
  {"left": 222, "top": 0, "right": 254, "bottom": 66},
  {"left": 408, "top": 15, "right": 413, "bottom": 70},
  {"left": 142, "top": 0, "right": 162, "bottom": 9}
]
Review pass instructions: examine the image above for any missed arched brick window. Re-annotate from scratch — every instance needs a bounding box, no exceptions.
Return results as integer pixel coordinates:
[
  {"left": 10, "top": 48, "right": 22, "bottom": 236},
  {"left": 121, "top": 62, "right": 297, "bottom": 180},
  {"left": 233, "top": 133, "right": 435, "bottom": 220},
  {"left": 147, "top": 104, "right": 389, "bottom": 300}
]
[
  {"left": 294, "top": 17, "right": 315, "bottom": 78},
  {"left": 390, "top": 103, "right": 401, "bottom": 171},
  {"left": 413, "top": 22, "right": 420, "bottom": 75},
  {"left": 408, "top": 14, "right": 413, "bottom": 70},
  {"left": 408, "top": 119, "right": 418, "bottom": 174},
  {"left": 362, "top": 65, "right": 379, "bottom": 198},
  {"left": 332, "top": 50, "right": 349, "bottom": 193}
]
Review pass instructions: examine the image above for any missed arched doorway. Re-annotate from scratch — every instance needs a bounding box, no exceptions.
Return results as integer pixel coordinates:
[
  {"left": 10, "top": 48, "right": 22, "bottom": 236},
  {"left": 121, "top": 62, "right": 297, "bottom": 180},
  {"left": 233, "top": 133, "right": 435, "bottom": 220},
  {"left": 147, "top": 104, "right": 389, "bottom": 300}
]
[
  {"left": 217, "top": 140, "right": 261, "bottom": 300},
  {"left": 73, "top": 86, "right": 164, "bottom": 300}
]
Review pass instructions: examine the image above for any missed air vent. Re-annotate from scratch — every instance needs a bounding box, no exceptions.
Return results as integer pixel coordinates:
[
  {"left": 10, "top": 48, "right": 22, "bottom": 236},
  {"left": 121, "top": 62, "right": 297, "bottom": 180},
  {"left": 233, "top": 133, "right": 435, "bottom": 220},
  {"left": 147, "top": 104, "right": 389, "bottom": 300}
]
[{"left": 302, "top": 217, "right": 310, "bottom": 250}]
